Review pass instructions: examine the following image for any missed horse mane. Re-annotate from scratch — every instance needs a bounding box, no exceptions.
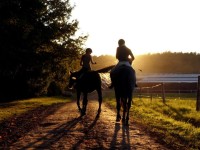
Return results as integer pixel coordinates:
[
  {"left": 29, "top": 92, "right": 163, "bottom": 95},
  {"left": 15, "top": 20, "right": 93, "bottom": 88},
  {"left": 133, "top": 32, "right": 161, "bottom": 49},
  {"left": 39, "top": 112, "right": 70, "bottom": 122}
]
[{"left": 95, "top": 65, "right": 115, "bottom": 73}]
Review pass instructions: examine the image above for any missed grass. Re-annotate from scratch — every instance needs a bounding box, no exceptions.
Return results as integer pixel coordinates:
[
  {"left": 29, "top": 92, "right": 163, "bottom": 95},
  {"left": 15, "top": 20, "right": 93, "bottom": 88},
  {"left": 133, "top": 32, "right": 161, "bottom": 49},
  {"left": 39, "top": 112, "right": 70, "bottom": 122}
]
[
  {"left": 0, "top": 97, "right": 70, "bottom": 123},
  {"left": 104, "top": 92, "right": 200, "bottom": 150}
]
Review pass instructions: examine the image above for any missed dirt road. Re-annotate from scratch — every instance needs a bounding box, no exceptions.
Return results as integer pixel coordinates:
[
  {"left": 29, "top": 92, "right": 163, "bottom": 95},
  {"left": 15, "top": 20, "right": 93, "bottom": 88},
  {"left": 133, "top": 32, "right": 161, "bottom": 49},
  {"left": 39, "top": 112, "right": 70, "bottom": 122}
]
[{"left": 8, "top": 94, "right": 170, "bottom": 150}]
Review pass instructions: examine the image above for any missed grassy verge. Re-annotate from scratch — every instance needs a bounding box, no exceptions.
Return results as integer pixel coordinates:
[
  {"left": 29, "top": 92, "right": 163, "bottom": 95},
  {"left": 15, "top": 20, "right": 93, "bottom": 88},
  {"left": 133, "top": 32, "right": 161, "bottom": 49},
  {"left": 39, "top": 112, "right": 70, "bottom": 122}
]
[
  {"left": 0, "top": 97, "right": 70, "bottom": 123},
  {"left": 104, "top": 92, "right": 200, "bottom": 150}
]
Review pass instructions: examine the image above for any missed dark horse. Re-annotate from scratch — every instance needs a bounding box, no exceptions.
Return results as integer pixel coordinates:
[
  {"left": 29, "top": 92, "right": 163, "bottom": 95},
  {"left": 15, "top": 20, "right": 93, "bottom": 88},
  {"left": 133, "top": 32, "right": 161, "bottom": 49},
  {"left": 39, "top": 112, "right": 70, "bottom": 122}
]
[
  {"left": 111, "top": 65, "right": 136, "bottom": 125},
  {"left": 68, "top": 66, "right": 114, "bottom": 116}
]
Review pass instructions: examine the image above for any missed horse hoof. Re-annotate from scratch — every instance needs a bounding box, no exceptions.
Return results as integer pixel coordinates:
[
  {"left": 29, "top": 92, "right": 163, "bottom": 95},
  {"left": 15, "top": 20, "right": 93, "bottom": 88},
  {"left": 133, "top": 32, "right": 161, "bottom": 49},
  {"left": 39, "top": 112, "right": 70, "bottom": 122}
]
[
  {"left": 81, "top": 112, "right": 86, "bottom": 116},
  {"left": 96, "top": 113, "right": 100, "bottom": 118},
  {"left": 81, "top": 110, "right": 86, "bottom": 116},
  {"left": 96, "top": 110, "right": 101, "bottom": 118},
  {"left": 122, "top": 118, "right": 126, "bottom": 124},
  {"left": 125, "top": 121, "right": 129, "bottom": 126},
  {"left": 98, "top": 109, "right": 101, "bottom": 114}
]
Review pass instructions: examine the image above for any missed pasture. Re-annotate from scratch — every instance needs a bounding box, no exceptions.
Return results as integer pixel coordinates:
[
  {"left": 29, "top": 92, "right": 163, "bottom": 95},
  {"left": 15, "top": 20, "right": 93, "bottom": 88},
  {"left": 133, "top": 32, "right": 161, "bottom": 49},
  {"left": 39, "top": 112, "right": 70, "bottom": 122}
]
[{"left": 105, "top": 92, "right": 200, "bottom": 149}]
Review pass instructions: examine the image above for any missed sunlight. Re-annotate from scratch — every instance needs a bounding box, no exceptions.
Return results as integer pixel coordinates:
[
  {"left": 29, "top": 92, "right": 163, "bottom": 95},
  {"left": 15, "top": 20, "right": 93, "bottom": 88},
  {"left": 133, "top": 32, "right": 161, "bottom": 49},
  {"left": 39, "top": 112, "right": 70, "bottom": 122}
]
[{"left": 71, "top": 0, "right": 200, "bottom": 56}]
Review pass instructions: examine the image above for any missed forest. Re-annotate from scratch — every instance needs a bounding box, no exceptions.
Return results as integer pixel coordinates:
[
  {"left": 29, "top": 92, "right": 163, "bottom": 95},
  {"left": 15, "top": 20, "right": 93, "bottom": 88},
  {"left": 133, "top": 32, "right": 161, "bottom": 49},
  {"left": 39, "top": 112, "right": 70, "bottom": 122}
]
[{"left": 0, "top": 0, "right": 86, "bottom": 100}]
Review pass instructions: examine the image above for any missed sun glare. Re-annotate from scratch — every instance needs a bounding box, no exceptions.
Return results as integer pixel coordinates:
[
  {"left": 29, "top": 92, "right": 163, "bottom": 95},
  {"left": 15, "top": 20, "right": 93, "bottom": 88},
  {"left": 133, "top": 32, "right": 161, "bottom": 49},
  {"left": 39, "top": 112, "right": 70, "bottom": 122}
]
[{"left": 72, "top": 0, "right": 200, "bottom": 56}]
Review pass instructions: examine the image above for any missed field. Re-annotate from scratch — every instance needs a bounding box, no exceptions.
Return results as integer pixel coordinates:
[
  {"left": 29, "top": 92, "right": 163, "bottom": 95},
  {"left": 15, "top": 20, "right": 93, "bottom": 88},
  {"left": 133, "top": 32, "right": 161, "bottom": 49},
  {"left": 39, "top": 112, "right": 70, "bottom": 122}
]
[{"left": 104, "top": 92, "right": 200, "bottom": 149}]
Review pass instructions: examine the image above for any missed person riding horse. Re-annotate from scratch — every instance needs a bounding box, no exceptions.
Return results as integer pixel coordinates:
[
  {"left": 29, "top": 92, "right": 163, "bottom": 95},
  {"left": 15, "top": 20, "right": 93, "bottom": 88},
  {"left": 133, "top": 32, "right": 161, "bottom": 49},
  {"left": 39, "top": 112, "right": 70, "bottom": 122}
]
[
  {"left": 109, "top": 39, "right": 136, "bottom": 89},
  {"left": 68, "top": 48, "right": 101, "bottom": 116},
  {"left": 109, "top": 39, "right": 137, "bottom": 125},
  {"left": 78, "top": 48, "right": 96, "bottom": 75}
]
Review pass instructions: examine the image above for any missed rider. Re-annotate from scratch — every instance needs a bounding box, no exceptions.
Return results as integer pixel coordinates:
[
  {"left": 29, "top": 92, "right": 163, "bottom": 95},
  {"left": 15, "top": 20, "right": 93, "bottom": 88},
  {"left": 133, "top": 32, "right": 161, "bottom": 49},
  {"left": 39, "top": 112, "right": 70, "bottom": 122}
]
[
  {"left": 78, "top": 48, "right": 96, "bottom": 75},
  {"left": 109, "top": 39, "right": 135, "bottom": 89}
]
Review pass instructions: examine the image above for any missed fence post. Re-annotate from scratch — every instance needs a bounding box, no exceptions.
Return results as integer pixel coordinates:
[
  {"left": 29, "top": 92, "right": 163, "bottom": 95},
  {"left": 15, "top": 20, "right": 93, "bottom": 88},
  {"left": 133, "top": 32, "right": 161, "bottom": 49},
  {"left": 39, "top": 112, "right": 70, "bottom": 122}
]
[
  {"left": 196, "top": 76, "right": 200, "bottom": 111},
  {"left": 139, "top": 87, "right": 142, "bottom": 100},
  {"left": 162, "top": 83, "right": 166, "bottom": 103},
  {"left": 150, "top": 87, "right": 153, "bottom": 102}
]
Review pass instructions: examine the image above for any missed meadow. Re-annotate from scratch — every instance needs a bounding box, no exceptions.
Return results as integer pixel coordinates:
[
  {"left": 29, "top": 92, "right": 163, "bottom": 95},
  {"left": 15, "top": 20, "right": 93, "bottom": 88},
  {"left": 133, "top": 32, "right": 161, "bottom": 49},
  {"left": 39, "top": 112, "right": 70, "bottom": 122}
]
[{"left": 105, "top": 92, "right": 200, "bottom": 149}]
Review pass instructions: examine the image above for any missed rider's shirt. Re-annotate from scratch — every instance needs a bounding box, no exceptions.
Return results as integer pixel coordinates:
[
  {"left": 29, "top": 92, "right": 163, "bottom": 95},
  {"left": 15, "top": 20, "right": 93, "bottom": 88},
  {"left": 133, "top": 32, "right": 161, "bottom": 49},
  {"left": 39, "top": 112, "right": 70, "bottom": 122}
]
[
  {"left": 116, "top": 45, "right": 134, "bottom": 62},
  {"left": 81, "top": 54, "right": 92, "bottom": 70}
]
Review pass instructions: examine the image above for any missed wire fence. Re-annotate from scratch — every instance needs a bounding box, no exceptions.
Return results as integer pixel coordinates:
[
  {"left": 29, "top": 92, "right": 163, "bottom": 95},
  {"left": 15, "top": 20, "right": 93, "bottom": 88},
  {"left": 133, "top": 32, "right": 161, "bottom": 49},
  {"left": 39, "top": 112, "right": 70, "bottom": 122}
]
[
  {"left": 134, "top": 77, "right": 200, "bottom": 111},
  {"left": 134, "top": 83, "right": 166, "bottom": 103}
]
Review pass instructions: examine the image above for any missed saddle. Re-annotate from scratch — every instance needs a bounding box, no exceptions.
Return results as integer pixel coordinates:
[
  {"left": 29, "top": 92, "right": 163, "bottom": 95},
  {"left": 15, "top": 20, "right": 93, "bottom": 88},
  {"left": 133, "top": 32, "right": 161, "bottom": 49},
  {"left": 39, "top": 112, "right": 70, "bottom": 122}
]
[{"left": 110, "top": 65, "right": 136, "bottom": 88}]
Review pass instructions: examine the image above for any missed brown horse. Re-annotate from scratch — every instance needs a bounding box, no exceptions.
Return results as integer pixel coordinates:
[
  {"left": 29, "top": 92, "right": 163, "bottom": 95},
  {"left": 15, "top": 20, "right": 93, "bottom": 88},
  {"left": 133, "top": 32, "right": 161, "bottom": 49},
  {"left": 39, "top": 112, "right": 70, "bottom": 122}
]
[{"left": 68, "top": 65, "right": 114, "bottom": 116}]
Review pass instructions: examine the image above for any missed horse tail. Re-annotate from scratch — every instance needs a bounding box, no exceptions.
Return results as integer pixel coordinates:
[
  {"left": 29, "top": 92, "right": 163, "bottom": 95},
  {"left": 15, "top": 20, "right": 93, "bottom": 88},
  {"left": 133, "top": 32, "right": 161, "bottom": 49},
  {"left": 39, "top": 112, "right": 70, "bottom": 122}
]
[{"left": 95, "top": 65, "right": 115, "bottom": 73}]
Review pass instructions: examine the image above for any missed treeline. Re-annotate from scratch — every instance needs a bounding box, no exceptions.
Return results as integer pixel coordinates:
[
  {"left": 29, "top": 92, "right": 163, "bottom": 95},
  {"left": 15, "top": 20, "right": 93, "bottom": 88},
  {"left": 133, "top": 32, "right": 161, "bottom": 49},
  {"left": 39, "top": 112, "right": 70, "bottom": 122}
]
[
  {"left": 91, "top": 52, "right": 200, "bottom": 74},
  {"left": 134, "top": 52, "right": 200, "bottom": 74}
]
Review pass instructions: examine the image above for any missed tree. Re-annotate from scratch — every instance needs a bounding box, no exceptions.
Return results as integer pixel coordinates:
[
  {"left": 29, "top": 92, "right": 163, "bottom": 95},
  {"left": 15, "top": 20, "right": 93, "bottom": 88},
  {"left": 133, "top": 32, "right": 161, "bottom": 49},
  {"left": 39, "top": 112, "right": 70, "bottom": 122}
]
[{"left": 0, "top": 0, "right": 87, "bottom": 100}]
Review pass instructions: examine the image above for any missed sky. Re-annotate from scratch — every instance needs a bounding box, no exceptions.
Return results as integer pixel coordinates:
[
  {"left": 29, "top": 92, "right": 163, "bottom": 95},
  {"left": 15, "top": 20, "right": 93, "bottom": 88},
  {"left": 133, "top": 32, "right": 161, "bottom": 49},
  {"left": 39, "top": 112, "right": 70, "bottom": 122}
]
[{"left": 70, "top": 0, "right": 200, "bottom": 56}]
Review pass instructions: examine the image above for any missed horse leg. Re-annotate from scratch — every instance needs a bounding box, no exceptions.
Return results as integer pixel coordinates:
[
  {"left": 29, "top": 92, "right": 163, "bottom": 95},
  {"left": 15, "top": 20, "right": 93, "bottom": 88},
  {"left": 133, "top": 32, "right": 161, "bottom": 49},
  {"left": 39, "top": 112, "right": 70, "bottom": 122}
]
[
  {"left": 126, "top": 96, "right": 132, "bottom": 125},
  {"left": 96, "top": 87, "right": 102, "bottom": 115},
  {"left": 122, "top": 98, "right": 127, "bottom": 124},
  {"left": 116, "top": 97, "right": 121, "bottom": 122},
  {"left": 82, "top": 93, "right": 88, "bottom": 116},
  {"left": 77, "top": 91, "right": 81, "bottom": 112}
]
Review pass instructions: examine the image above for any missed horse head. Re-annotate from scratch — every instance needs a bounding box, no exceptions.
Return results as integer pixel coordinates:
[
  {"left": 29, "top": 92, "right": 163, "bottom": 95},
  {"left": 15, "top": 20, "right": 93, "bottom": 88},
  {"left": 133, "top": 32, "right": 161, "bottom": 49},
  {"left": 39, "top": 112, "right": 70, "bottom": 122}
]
[{"left": 68, "top": 71, "right": 79, "bottom": 89}]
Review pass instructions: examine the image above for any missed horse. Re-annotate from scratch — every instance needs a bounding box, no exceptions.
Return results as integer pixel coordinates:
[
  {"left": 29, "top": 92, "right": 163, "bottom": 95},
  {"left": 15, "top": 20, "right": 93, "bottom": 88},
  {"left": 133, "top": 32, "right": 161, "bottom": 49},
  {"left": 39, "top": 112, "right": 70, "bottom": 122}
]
[
  {"left": 68, "top": 65, "right": 114, "bottom": 116},
  {"left": 111, "top": 65, "right": 136, "bottom": 125}
]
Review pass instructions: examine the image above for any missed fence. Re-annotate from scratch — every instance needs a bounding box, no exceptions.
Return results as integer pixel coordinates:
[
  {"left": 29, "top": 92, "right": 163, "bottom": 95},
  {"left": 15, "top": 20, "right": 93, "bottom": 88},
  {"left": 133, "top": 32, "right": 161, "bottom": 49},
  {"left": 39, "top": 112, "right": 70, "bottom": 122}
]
[
  {"left": 134, "top": 82, "right": 198, "bottom": 101},
  {"left": 135, "top": 83, "right": 166, "bottom": 103},
  {"left": 134, "top": 76, "right": 200, "bottom": 111},
  {"left": 197, "top": 76, "right": 200, "bottom": 111}
]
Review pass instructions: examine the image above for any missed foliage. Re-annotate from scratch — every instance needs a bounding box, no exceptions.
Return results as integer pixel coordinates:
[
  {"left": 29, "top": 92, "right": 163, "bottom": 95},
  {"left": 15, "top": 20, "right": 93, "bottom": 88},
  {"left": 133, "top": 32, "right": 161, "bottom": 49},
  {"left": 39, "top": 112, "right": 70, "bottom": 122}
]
[{"left": 0, "top": 0, "right": 87, "bottom": 100}]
